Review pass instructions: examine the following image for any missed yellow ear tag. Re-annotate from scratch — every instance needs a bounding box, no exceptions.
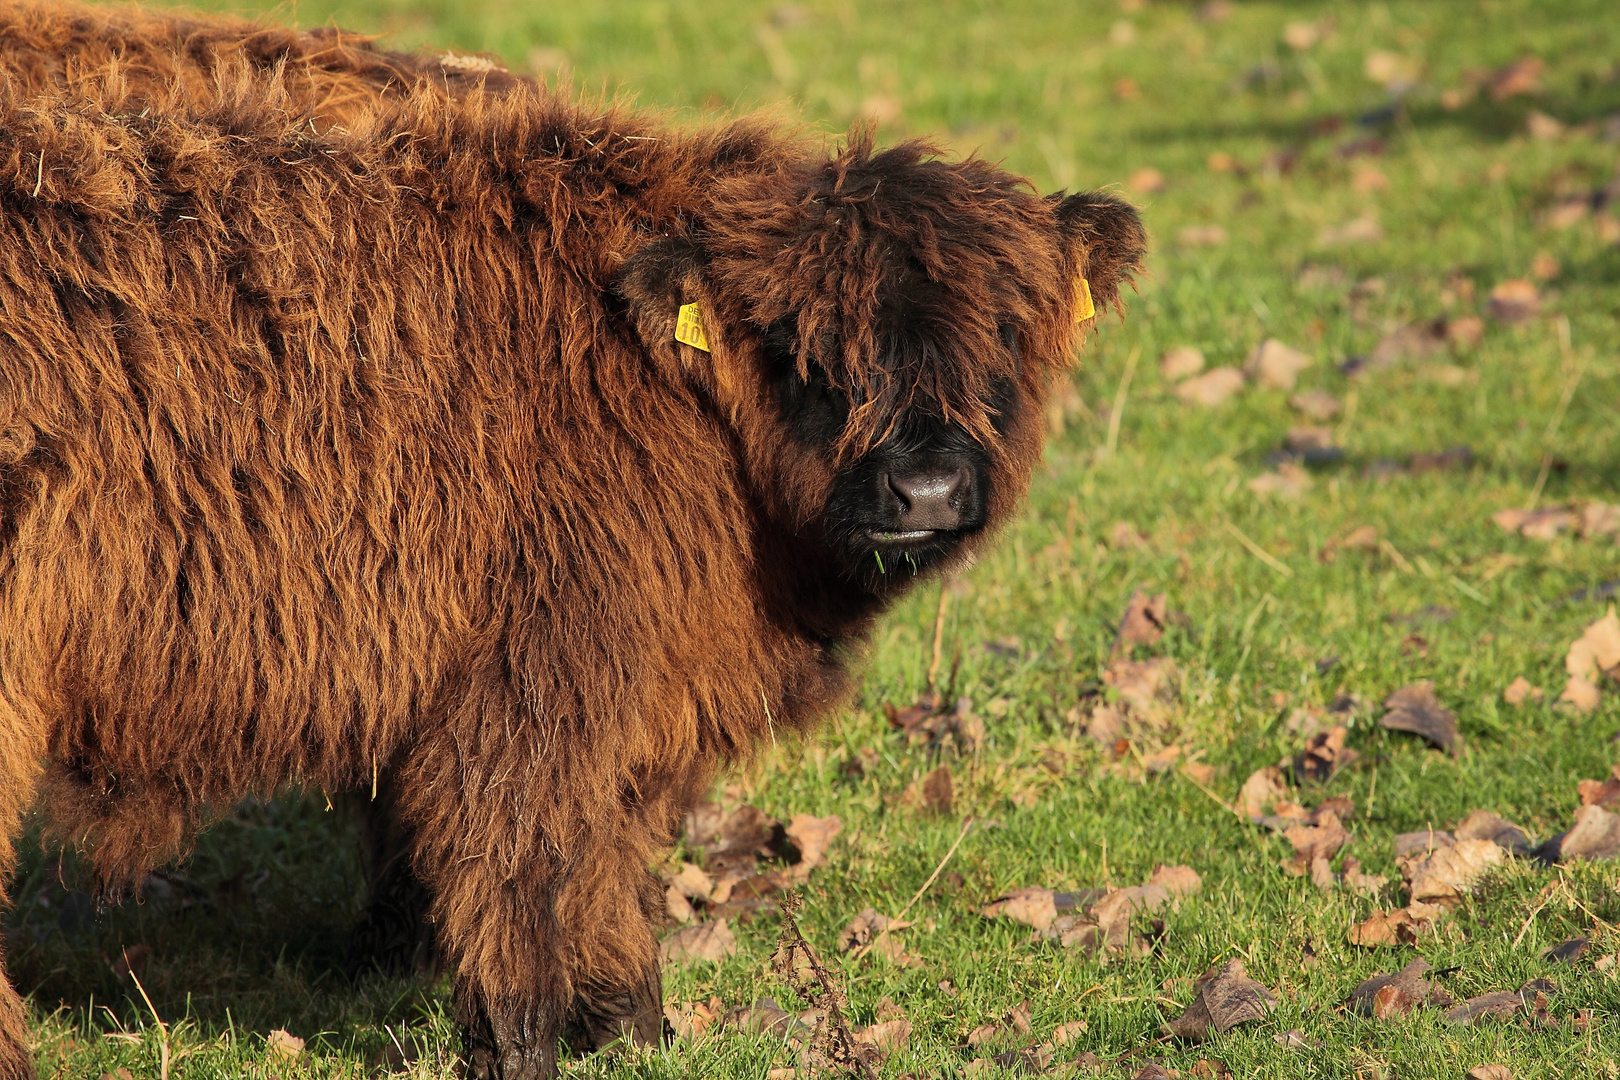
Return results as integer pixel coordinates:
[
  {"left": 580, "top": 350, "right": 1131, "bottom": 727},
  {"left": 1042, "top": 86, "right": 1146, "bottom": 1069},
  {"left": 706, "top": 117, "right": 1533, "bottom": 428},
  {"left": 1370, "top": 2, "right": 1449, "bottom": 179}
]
[
  {"left": 675, "top": 302, "right": 710, "bottom": 352},
  {"left": 1073, "top": 277, "right": 1096, "bottom": 323}
]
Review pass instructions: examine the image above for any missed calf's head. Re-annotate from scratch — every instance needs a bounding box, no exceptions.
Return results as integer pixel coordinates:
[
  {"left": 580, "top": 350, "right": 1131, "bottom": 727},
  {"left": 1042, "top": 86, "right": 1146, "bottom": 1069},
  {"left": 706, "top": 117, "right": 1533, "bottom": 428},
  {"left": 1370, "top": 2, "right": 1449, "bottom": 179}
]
[{"left": 621, "top": 138, "right": 1145, "bottom": 593}]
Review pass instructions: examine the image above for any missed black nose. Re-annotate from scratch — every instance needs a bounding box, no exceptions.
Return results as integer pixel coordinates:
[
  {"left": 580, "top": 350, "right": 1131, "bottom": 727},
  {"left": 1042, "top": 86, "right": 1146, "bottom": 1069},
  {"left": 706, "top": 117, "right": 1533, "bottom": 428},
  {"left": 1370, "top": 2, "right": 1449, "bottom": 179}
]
[{"left": 887, "top": 467, "right": 970, "bottom": 531}]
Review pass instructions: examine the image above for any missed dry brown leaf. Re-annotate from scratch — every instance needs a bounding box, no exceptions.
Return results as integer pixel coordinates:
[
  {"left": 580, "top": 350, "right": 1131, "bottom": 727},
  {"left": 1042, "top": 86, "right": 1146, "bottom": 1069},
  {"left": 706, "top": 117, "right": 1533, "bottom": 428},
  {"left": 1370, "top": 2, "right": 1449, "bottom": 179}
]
[
  {"left": 666, "top": 885, "right": 697, "bottom": 924},
  {"left": 1289, "top": 389, "right": 1342, "bottom": 421},
  {"left": 1116, "top": 589, "right": 1169, "bottom": 651},
  {"left": 1503, "top": 677, "right": 1542, "bottom": 706},
  {"left": 1179, "top": 224, "right": 1228, "bottom": 246},
  {"left": 1319, "top": 214, "right": 1384, "bottom": 245},
  {"left": 1348, "top": 959, "right": 1452, "bottom": 1016},
  {"left": 660, "top": 919, "right": 737, "bottom": 965},
  {"left": 1348, "top": 903, "right": 1442, "bottom": 947},
  {"left": 1578, "top": 765, "right": 1620, "bottom": 808},
  {"left": 1165, "top": 959, "right": 1276, "bottom": 1041},
  {"left": 266, "top": 1030, "right": 305, "bottom": 1061},
  {"left": 1129, "top": 167, "right": 1167, "bottom": 194},
  {"left": 1561, "top": 675, "right": 1602, "bottom": 713},
  {"left": 1342, "top": 857, "right": 1388, "bottom": 895},
  {"left": 664, "top": 996, "right": 724, "bottom": 1041},
  {"left": 785, "top": 814, "right": 843, "bottom": 872},
  {"left": 1245, "top": 339, "right": 1314, "bottom": 390},
  {"left": 1488, "top": 279, "right": 1540, "bottom": 323},
  {"left": 1238, "top": 766, "right": 1289, "bottom": 819},
  {"left": 1566, "top": 606, "right": 1620, "bottom": 682},
  {"left": 1444, "top": 992, "right": 1522, "bottom": 1026},
  {"left": 1294, "top": 725, "right": 1359, "bottom": 782},
  {"left": 981, "top": 887, "right": 1059, "bottom": 931},
  {"left": 1553, "top": 803, "right": 1620, "bottom": 862},
  {"left": 1372, "top": 321, "right": 1447, "bottom": 367},
  {"left": 1406, "top": 838, "right": 1504, "bottom": 904},
  {"left": 1465, "top": 1067, "right": 1513, "bottom": 1080},
  {"left": 1281, "top": 810, "right": 1349, "bottom": 867},
  {"left": 1160, "top": 346, "right": 1206, "bottom": 381},
  {"left": 920, "top": 765, "right": 954, "bottom": 815},
  {"left": 851, "top": 1018, "right": 912, "bottom": 1056},
  {"left": 1580, "top": 503, "right": 1620, "bottom": 538},
  {"left": 1176, "top": 366, "right": 1245, "bottom": 406},
  {"left": 1454, "top": 809, "right": 1534, "bottom": 854},
  {"left": 1490, "top": 56, "right": 1542, "bottom": 99},
  {"left": 1380, "top": 682, "right": 1463, "bottom": 756},
  {"left": 1249, "top": 463, "right": 1312, "bottom": 500},
  {"left": 669, "top": 861, "right": 717, "bottom": 902}
]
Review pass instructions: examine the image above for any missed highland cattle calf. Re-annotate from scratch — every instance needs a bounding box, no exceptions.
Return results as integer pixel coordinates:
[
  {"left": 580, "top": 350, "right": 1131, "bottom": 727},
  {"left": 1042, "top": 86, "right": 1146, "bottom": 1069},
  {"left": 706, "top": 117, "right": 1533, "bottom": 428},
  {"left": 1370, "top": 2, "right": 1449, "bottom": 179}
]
[{"left": 0, "top": 7, "right": 1145, "bottom": 1078}]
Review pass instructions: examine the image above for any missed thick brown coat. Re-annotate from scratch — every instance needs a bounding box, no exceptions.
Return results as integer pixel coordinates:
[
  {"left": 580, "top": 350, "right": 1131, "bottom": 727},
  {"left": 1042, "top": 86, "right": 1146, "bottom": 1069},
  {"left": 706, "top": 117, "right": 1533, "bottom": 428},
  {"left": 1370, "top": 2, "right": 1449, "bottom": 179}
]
[{"left": 0, "top": 3, "right": 1145, "bottom": 1077}]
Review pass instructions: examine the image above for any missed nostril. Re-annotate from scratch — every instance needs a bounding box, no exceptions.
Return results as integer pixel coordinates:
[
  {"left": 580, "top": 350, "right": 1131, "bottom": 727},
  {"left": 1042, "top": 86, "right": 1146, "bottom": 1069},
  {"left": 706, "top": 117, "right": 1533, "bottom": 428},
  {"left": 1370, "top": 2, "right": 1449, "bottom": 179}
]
[{"left": 887, "top": 468, "right": 971, "bottom": 530}]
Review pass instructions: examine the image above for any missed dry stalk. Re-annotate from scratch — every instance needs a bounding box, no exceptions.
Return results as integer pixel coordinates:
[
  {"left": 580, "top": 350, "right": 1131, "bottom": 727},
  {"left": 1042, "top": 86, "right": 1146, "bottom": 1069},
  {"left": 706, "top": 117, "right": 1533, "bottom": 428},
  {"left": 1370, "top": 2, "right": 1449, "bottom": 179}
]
[{"left": 771, "top": 892, "right": 876, "bottom": 1079}]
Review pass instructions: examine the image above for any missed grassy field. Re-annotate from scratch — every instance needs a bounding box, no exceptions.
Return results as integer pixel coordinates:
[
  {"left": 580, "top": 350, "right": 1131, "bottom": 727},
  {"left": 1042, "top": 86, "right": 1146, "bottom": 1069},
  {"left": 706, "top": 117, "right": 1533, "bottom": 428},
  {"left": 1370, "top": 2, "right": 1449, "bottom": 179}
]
[{"left": 7, "top": 0, "right": 1620, "bottom": 1076}]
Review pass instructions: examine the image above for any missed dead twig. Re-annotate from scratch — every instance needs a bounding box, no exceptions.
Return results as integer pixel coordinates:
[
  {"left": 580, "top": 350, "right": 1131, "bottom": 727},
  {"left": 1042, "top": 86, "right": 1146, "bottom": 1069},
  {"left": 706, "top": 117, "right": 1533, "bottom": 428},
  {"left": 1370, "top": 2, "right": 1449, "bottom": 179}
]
[{"left": 773, "top": 892, "right": 875, "bottom": 1078}]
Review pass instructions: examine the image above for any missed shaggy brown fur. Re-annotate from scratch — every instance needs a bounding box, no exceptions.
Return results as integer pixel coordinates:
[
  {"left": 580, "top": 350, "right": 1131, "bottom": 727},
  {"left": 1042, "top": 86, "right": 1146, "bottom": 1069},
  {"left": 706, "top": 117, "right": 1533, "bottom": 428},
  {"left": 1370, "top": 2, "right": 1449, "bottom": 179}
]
[{"left": 0, "top": 4, "right": 1145, "bottom": 1077}]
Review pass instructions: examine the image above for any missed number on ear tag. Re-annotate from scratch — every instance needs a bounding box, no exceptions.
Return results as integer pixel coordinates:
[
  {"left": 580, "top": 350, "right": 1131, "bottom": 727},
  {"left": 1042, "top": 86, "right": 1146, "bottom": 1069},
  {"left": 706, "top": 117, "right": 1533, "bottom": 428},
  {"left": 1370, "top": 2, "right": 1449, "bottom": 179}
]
[{"left": 675, "top": 303, "right": 710, "bottom": 351}]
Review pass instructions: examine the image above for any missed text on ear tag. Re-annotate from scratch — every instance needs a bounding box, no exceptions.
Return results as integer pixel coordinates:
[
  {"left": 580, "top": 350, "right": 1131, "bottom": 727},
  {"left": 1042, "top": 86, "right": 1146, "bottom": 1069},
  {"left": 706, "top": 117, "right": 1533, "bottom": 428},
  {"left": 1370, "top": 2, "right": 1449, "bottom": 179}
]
[
  {"left": 1073, "top": 277, "right": 1095, "bottom": 323},
  {"left": 675, "top": 303, "right": 710, "bottom": 352}
]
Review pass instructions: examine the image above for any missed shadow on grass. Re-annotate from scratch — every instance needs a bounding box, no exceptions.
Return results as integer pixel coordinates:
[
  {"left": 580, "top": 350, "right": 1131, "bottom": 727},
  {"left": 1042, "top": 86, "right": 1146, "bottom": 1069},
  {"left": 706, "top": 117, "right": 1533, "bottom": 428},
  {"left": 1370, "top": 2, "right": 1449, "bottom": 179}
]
[{"left": 2, "top": 794, "right": 440, "bottom": 1038}]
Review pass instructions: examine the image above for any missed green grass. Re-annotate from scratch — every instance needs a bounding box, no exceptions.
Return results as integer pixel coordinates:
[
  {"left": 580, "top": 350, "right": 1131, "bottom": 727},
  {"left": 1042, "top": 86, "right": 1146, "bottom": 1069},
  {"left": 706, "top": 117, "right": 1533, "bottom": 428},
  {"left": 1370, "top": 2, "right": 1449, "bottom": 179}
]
[{"left": 9, "top": 0, "right": 1620, "bottom": 1075}]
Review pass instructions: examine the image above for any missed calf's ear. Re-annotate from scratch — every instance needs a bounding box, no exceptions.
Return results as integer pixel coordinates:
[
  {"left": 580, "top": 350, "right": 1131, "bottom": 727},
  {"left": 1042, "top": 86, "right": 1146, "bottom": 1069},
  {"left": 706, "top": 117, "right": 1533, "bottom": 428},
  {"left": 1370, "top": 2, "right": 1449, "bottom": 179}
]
[
  {"left": 1053, "top": 191, "right": 1147, "bottom": 318},
  {"left": 616, "top": 234, "right": 714, "bottom": 361}
]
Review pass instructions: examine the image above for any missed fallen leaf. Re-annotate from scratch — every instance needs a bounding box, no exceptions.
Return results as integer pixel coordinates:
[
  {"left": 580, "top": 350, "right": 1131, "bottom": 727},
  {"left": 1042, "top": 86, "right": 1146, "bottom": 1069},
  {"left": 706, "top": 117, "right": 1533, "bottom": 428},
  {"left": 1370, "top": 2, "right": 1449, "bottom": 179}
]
[
  {"left": 1465, "top": 1067, "right": 1513, "bottom": 1080},
  {"left": 1447, "top": 315, "right": 1485, "bottom": 348},
  {"left": 1176, "top": 366, "right": 1245, "bottom": 406},
  {"left": 1129, "top": 167, "right": 1167, "bottom": 194},
  {"left": 1503, "top": 677, "right": 1542, "bottom": 706},
  {"left": 1116, "top": 589, "right": 1169, "bottom": 651},
  {"left": 660, "top": 919, "right": 737, "bottom": 965},
  {"left": 664, "top": 996, "right": 724, "bottom": 1041},
  {"left": 1578, "top": 765, "right": 1620, "bottom": 808},
  {"left": 1143, "top": 744, "right": 1183, "bottom": 773},
  {"left": 1246, "top": 339, "right": 1314, "bottom": 390},
  {"left": 1565, "top": 605, "right": 1620, "bottom": 683},
  {"left": 1160, "top": 346, "right": 1206, "bottom": 381},
  {"left": 1561, "top": 675, "right": 1602, "bottom": 713},
  {"left": 1165, "top": 959, "right": 1277, "bottom": 1040},
  {"left": 1273, "top": 1028, "right": 1317, "bottom": 1049},
  {"left": 1319, "top": 213, "right": 1384, "bottom": 245},
  {"left": 1348, "top": 959, "right": 1452, "bottom": 1016},
  {"left": 852, "top": 1018, "right": 912, "bottom": 1056},
  {"left": 1348, "top": 903, "right": 1442, "bottom": 947},
  {"left": 920, "top": 765, "right": 954, "bottom": 815},
  {"left": 1284, "top": 425, "right": 1335, "bottom": 452},
  {"left": 1238, "top": 766, "right": 1290, "bottom": 819},
  {"left": 1342, "top": 857, "right": 1388, "bottom": 895},
  {"left": 982, "top": 887, "right": 1059, "bottom": 932},
  {"left": 1487, "top": 279, "right": 1540, "bottom": 323},
  {"left": 1249, "top": 463, "right": 1312, "bottom": 500},
  {"left": 1294, "top": 725, "right": 1359, "bottom": 783},
  {"left": 1394, "top": 830, "right": 1455, "bottom": 859},
  {"left": 1371, "top": 321, "right": 1447, "bottom": 367},
  {"left": 1444, "top": 991, "right": 1521, "bottom": 1025},
  {"left": 1282, "top": 20, "right": 1319, "bottom": 49},
  {"left": 1289, "top": 389, "right": 1342, "bottom": 421},
  {"left": 1179, "top": 224, "right": 1228, "bottom": 246},
  {"left": 1405, "top": 838, "right": 1504, "bottom": 904},
  {"left": 1580, "top": 503, "right": 1620, "bottom": 538},
  {"left": 1551, "top": 803, "right": 1620, "bottom": 861},
  {"left": 785, "top": 814, "right": 842, "bottom": 874},
  {"left": 266, "top": 1029, "right": 305, "bottom": 1061},
  {"left": 1283, "top": 810, "right": 1350, "bottom": 867},
  {"left": 1380, "top": 682, "right": 1464, "bottom": 756},
  {"left": 1454, "top": 809, "right": 1534, "bottom": 854},
  {"left": 1530, "top": 251, "right": 1562, "bottom": 280},
  {"left": 666, "top": 885, "right": 696, "bottom": 923},
  {"left": 669, "top": 861, "right": 717, "bottom": 902},
  {"left": 1490, "top": 56, "right": 1542, "bottom": 99},
  {"left": 838, "top": 907, "right": 906, "bottom": 952},
  {"left": 1543, "top": 936, "right": 1588, "bottom": 964},
  {"left": 725, "top": 996, "right": 802, "bottom": 1037}
]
